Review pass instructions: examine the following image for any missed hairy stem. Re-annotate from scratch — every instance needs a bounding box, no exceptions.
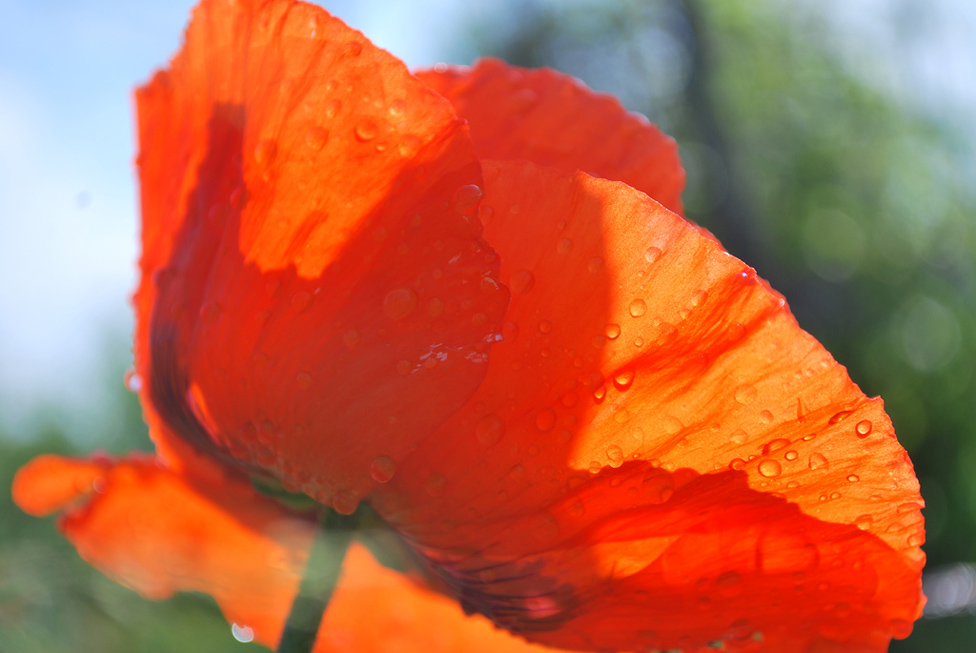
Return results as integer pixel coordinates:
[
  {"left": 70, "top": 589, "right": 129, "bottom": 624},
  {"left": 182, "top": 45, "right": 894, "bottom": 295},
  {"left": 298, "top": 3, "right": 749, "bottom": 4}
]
[{"left": 276, "top": 508, "right": 358, "bottom": 653}]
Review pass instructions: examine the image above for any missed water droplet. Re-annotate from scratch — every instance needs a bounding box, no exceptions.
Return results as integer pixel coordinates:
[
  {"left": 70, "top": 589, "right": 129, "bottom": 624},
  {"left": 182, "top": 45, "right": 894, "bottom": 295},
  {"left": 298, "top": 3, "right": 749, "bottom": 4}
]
[
  {"left": 291, "top": 291, "right": 312, "bottom": 312},
  {"left": 507, "top": 464, "right": 526, "bottom": 482},
  {"left": 759, "top": 409, "right": 774, "bottom": 424},
  {"left": 355, "top": 120, "right": 378, "bottom": 142},
  {"left": 230, "top": 187, "right": 247, "bottom": 210},
  {"left": 296, "top": 372, "right": 312, "bottom": 389},
  {"left": 396, "top": 360, "right": 411, "bottom": 376},
  {"left": 593, "top": 384, "right": 607, "bottom": 401},
  {"left": 370, "top": 455, "right": 397, "bottom": 483},
  {"left": 605, "top": 323, "right": 621, "bottom": 339},
  {"left": 470, "top": 312, "right": 488, "bottom": 327},
  {"left": 853, "top": 515, "right": 873, "bottom": 532},
  {"left": 425, "top": 473, "right": 446, "bottom": 496},
  {"left": 535, "top": 408, "right": 557, "bottom": 432},
  {"left": 729, "top": 458, "right": 746, "bottom": 470},
  {"left": 784, "top": 450, "right": 798, "bottom": 461},
  {"left": 301, "top": 129, "right": 327, "bottom": 154},
  {"left": 855, "top": 420, "right": 873, "bottom": 437},
  {"left": 633, "top": 337, "right": 644, "bottom": 347},
  {"left": 396, "top": 133, "right": 421, "bottom": 157},
  {"left": 830, "top": 491, "right": 842, "bottom": 500},
  {"left": 734, "top": 384, "right": 757, "bottom": 404},
  {"left": 509, "top": 269, "right": 535, "bottom": 295},
  {"left": 532, "top": 513, "right": 559, "bottom": 540},
  {"left": 690, "top": 290, "right": 707, "bottom": 307},
  {"left": 388, "top": 99, "right": 407, "bottom": 117},
  {"left": 208, "top": 202, "right": 230, "bottom": 223},
  {"left": 343, "top": 40, "right": 363, "bottom": 57},
  {"left": 538, "top": 320, "right": 552, "bottom": 334},
  {"left": 587, "top": 256, "right": 604, "bottom": 273},
  {"left": 644, "top": 246, "right": 662, "bottom": 263},
  {"left": 613, "top": 368, "right": 635, "bottom": 390},
  {"left": 332, "top": 490, "right": 358, "bottom": 515},
  {"left": 762, "top": 438, "right": 790, "bottom": 455},
  {"left": 808, "top": 452, "right": 828, "bottom": 470},
  {"left": 231, "top": 624, "right": 255, "bottom": 643},
  {"left": 199, "top": 300, "right": 220, "bottom": 323},
  {"left": 629, "top": 298, "right": 647, "bottom": 317},
  {"left": 758, "top": 459, "right": 782, "bottom": 478},
  {"left": 607, "top": 445, "right": 624, "bottom": 468},
  {"left": 452, "top": 184, "right": 483, "bottom": 213},
  {"left": 383, "top": 288, "right": 418, "bottom": 320},
  {"left": 557, "top": 238, "right": 573, "bottom": 255},
  {"left": 475, "top": 414, "right": 506, "bottom": 446},
  {"left": 254, "top": 139, "right": 277, "bottom": 166},
  {"left": 829, "top": 410, "right": 853, "bottom": 424},
  {"left": 847, "top": 474, "right": 860, "bottom": 483},
  {"left": 123, "top": 368, "right": 142, "bottom": 393}
]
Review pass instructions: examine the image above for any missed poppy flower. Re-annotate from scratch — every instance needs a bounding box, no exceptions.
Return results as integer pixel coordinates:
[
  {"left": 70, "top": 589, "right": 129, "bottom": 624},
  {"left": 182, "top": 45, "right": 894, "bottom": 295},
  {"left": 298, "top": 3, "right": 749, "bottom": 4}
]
[{"left": 13, "top": 0, "right": 925, "bottom": 651}]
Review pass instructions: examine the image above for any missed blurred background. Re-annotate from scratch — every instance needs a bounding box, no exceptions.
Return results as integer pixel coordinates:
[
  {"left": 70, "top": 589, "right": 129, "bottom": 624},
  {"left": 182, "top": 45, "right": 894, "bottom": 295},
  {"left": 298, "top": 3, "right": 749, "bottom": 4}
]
[{"left": 1, "top": 0, "right": 974, "bottom": 650}]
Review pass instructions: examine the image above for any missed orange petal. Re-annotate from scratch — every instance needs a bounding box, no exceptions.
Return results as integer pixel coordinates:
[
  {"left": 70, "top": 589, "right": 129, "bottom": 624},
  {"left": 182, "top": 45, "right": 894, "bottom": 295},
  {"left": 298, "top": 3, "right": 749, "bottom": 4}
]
[
  {"left": 319, "top": 544, "right": 565, "bottom": 653},
  {"left": 370, "top": 161, "right": 923, "bottom": 651},
  {"left": 133, "top": 0, "right": 507, "bottom": 507},
  {"left": 12, "top": 453, "right": 314, "bottom": 646},
  {"left": 13, "top": 454, "right": 570, "bottom": 652},
  {"left": 417, "top": 58, "right": 685, "bottom": 214}
]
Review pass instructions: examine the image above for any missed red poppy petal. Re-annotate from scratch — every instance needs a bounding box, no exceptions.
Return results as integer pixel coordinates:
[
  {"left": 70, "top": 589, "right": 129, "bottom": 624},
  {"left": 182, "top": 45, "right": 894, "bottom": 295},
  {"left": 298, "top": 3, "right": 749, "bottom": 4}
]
[
  {"left": 321, "top": 544, "right": 566, "bottom": 653},
  {"left": 417, "top": 58, "right": 685, "bottom": 215},
  {"left": 370, "top": 161, "right": 923, "bottom": 651},
  {"left": 12, "top": 454, "right": 314, "bottom": 645},
  {"left": 133, "top": 0, "right": 507, "bottom": 508},
  {"left": 13, "top": 454, "right": 570, "bottom": 652}
]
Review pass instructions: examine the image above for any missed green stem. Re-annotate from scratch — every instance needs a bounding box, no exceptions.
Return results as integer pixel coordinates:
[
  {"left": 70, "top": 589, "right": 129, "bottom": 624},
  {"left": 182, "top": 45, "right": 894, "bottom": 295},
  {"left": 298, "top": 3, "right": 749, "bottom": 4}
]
[{"left": 276, "top": 509, "right": 357, "bottom": 653}]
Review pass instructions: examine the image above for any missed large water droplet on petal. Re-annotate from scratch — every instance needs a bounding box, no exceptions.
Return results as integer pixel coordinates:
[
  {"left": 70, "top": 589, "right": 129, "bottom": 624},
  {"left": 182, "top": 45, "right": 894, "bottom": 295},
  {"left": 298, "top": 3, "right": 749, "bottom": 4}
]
[
  {"left": 510, "top": 269, "right": 535, "bottom": 295},
  {"left": 535, "top": 408, "right": 557, "bottom": 432},
  {"left": 762, "top": 438, "right": 790, "bottom": 455},
  {"left": 475, "top": 414, "right": 506, "bottom": 446},
  {"left": 758, "top": 459, "right": 782, "bottom": 478},
  {"left": 291, "top": 291, "right": 312, "bottom": 313},
  {"left": 305, "top": 126, "right": 329, "bottom": 150},
  {"left": 254, "top": 139, "right": 277, "bottom": 167},
  {"left": 355, "top": 120, "right": 378, "bottom": 142},
  {"left": 613, "top": 368, "right": 635, "bottom": 390},
  {"left": 370, "top": 455, "right": 397, "bottom": 483},
  {"left": 383, "top": 288, "right": 418, "bottom": 320},
  {"left": 332, "top": 490, "right": 358, "bottom": 515},
  {"left": 231, "top": 624, "right": 255, "bottom": 643},
  {"left": 452, "top": 184, "right": 483, "bottom": 214},
  {"left": 734, "top": 384, "right": 757, "bottom": 404},
  {"left": 124, "top": 368, "right": 143, "bottom": 393}
]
